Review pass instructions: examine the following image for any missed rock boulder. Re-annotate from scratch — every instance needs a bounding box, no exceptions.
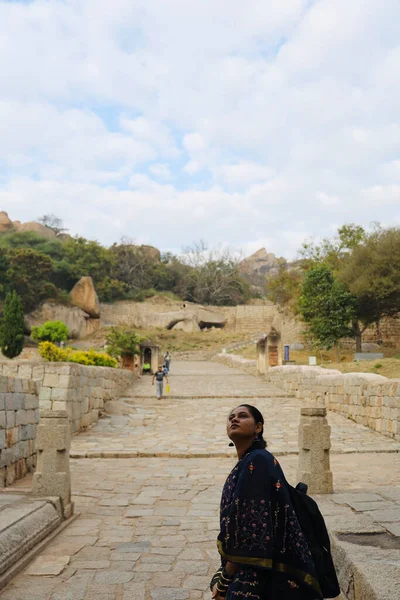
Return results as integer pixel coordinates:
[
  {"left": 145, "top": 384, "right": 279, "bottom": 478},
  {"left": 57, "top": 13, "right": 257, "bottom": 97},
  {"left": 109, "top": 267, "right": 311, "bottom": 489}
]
[
  {"left": 0, "top": 211, "right": 13, "bottom": 233},
  {"left": 69, "top": 276, "right": 100, "bottom": 318},
  {"left": 25, "top": 302, "right": 96, "bottom": 339},
  {"left": 14, "top": 222, "right": 56, "bottom": 238}
]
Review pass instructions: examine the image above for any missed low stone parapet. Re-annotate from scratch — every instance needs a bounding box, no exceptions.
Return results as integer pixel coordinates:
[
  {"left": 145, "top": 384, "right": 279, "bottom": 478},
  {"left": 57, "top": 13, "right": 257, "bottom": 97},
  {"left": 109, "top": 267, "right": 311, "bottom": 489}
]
[
  {"left": 215, "top": 353, "right": 257, "bottom": 375},
  {"left": 0, "top": 375, "right": 39, "bottom": 487},
  {"left": 0, "top": 362, "right": 134, "bottom": 434},
  {"left": 265, "top": 366, "right": 400, "bottom": 441}
]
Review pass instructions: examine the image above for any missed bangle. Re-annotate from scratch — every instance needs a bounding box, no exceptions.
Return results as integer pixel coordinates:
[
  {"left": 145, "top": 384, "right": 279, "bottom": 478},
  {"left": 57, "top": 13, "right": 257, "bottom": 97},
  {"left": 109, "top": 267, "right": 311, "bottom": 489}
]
[
  {"left": 221, "top": 568, "right": 234, "bottom": 583},
  {"left": 215, "top": 585, "right": 228, "bottom": 597}
]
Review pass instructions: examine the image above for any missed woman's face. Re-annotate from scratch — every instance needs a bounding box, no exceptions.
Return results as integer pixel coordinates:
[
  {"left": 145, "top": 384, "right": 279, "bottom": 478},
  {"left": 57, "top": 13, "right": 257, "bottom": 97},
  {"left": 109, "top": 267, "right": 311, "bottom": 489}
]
[{"left": 227, "top": 405, "right": 262, "bottom": 442}]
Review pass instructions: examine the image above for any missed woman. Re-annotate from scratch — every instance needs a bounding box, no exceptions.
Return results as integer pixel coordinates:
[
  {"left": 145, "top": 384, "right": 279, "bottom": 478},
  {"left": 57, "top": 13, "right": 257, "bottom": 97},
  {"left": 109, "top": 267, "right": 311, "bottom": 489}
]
[{"left": 211, "top": 404, "right": 323, "bottom": 600}]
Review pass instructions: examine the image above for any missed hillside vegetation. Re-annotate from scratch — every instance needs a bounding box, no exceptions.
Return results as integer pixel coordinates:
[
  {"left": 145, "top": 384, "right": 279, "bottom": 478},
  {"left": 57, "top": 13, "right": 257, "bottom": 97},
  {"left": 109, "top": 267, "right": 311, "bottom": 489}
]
[{"left": 0, "top": 227, "right": 254, "bottom": 313}]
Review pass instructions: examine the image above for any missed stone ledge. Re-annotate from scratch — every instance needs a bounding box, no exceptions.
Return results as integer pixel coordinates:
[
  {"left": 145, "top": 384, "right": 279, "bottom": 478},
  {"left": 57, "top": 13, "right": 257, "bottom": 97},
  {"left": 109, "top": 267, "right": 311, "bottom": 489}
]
[
  {"left": 318, "top": 497, "right": 400, "bottom": 600},
  {"left": 0, "top": 498, "right": 62, "bottom": 586}
]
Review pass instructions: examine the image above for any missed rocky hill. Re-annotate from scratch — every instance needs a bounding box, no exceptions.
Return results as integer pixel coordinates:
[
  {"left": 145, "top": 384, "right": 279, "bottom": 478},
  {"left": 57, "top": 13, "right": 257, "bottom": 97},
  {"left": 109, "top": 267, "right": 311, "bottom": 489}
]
[
  {"left": 0, "top": 210, "right": 58, "bottom": 238},
  {"left": 238, "top": 248, "right": 286, "bottom": 278}
]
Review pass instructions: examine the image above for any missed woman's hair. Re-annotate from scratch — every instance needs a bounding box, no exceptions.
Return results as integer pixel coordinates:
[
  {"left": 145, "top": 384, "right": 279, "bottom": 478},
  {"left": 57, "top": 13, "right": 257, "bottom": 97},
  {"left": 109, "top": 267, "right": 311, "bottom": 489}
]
[{"left": 239, "top": 404, "right": 267, "bottom": 448}]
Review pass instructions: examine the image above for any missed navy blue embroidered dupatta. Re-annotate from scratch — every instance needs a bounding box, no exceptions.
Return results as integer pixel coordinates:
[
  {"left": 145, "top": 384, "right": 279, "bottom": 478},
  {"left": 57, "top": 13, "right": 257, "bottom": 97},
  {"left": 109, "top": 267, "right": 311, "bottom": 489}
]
[{"left": 217, "top": 443, "right": 323, "bottom": 598}]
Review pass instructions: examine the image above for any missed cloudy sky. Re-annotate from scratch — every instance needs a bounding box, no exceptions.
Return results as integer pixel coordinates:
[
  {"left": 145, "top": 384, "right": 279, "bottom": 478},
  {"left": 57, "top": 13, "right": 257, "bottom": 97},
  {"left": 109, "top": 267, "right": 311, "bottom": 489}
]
[{"left": 0, "top": 0, "right": 399, "bottom": 259}]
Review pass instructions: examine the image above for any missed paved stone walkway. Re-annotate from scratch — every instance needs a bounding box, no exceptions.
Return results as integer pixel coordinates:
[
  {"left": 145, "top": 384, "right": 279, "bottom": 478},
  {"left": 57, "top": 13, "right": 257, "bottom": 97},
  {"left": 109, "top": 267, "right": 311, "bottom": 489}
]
[
  {"left": 71, "top": 361, "right": 400, "bottom": 457},
  {"left": 1, "top": 361, "right": 400, "bottom": 600}
]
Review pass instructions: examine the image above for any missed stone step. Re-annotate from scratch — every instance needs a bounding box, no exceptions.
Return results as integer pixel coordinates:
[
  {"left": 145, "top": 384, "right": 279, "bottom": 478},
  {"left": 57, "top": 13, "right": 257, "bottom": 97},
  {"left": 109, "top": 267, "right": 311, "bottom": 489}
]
[{"left": 0, "top": 498, "right": 63, "bottom": 590}]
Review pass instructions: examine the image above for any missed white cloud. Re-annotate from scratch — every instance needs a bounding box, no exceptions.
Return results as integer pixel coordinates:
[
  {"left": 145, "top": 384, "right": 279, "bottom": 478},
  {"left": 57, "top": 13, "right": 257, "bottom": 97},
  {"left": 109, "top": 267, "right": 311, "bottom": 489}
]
[
  {"left": 183, "top": 132, "right": 206, "bottom": 154},
  {"left": 183, "top": 161, "right": 201, "bottom": 175},
  {"left": 214, "top": 162, "right": 273, "bottom": 187},
  {"left": 148, "top": 163, "right": 172, "bottom": 180},
  {"left": 0, "top": 0, "right": 400, "bottom": 258}
]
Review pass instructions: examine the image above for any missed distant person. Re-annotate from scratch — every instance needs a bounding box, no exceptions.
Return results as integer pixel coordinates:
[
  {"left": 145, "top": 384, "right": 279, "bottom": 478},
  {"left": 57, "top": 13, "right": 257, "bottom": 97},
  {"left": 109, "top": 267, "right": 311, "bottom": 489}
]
[
  {"left": 163, "top": 364, "right": 169, "bottom": 376},
  {"left": 164, "top": 351, "right": 171, "bottom": 371},
  {"left": 152, "top": 365, "right": 169, "bottom": 400},
  {"left": 142, "top": 361, "right": 151, "bottom": 374}
]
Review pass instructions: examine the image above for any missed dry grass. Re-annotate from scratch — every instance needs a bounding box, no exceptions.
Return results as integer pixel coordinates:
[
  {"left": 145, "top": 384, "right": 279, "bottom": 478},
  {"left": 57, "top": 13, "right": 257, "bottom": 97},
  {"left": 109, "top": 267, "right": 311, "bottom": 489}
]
[
  {"left": 235, "top": 344, "right": 400, "bottom": 379},
  {"left": 73, "top": 326, "right": 257, "bottom": 355}
]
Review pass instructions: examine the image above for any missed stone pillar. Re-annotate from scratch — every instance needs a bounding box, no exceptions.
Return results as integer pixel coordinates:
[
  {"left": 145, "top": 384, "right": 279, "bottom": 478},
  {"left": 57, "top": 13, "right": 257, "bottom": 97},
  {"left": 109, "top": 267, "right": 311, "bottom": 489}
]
[
  {"left": 256, "top": 337, "right": 267, "bottom": 374},
  {"left": 297, "top": 407, "right": 333, "bottom": 494},
  {"left": 32, "top": 410, "right": 73, "bottom": 518},
  {"left": 266, "top": 327, "right": 283, "bottom": 368}
]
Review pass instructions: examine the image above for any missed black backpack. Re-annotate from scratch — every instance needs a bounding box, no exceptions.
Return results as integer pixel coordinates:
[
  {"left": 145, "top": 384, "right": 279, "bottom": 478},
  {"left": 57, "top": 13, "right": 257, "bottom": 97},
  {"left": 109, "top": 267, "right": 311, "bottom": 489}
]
[{"left": 289, "top": 482, "right": 341, "bottom": 599}]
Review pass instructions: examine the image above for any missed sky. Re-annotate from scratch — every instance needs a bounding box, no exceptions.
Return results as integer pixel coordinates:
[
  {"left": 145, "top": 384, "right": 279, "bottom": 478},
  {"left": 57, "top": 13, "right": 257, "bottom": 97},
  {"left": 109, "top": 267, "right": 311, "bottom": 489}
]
[{"left": 0, "top": 0, "right": 399, "bottom": 260}]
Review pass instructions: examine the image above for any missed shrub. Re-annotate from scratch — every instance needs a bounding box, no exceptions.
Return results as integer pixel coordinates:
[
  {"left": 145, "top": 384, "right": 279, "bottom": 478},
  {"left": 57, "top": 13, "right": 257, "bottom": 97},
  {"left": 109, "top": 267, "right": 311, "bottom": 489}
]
[
  {"left": 0, "top": 291, "right": 25, "bottom": 358},
  {"left": 374, "top": 363, "right": 382, "bottom": 369},
  {"left": 38, "top": 342, "right": 117, "bottom": 367},
  {"left": 31, "top": 320, "right": 69, "bottom": 344},
  {"left": 105, "top": 327, "right": 142, "bottom": 359}
]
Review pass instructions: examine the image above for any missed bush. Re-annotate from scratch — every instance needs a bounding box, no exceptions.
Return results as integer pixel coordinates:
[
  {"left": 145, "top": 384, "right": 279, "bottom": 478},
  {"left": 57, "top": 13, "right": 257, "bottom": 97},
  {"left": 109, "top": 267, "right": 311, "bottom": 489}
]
[
  {"left": 105, "top": 327, "right": 142, "bottom": 359},
  {"left": 38, "top": 342, "right": 117, "bottom": 367},
  {"left": 0, "top": 291, "right": 25, "bottom": 358},
  {"left": 31, "top": 320, "right": 69, "bottom": 344}
]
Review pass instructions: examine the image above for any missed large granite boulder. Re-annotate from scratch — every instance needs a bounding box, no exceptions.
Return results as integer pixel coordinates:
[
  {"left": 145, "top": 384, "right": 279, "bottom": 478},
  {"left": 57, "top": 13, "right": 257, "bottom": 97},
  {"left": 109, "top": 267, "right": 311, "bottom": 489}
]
[
  {"left": 0, "top": 211, "right": 13, "bottom": 233},
  {"left": 239, "top": 247, "right": 285, "bottom": 276},
  {"left": 196, "top": 307, "right": 227, "bottom": 329},
  {"left": 172, "top": 317, "right": 201, "bottom": 332},
  {"left": 25, "top": 302, "right": 99, "bottom": 339},
  {"left": 69, "top": 276, "right": 100, "bottom": 318},
  {"left": 14, "top": 221, "right": 56, "bottom": 238}
]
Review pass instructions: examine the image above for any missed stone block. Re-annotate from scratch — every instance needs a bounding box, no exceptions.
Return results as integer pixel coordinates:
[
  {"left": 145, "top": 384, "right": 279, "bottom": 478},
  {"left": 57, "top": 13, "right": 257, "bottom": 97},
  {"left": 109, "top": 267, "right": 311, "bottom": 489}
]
[
  {"left": 6, "top": 410, "right": 15, "bottom": 428},
  {"left": 0, "top": 430, "right": 6, "bottom": 450},
  {"left": 51, "top": 387, "right": 70, "bottom": 401},
  {"left": 12, "top": 378, "right": 23, "bottom": 393},
  {"left": 0, "top": 394, "right": 5, "bottom": 410},
  {"left": 6, "top": 462, "right": 16, "bottom": 486},
  {"left": 43, "top": 373, "right": 60, "bottom": 388},
  {"left": 32, "top": 365, "right": 45, "bottom": 379},
  {"left": 58, "top": 375, "right": 71, "bottom": 388},
  {"left": 0, "top": 411, "right": 6, "bottom": 430},
  {"left": 20, "top": 424, "right": 36, "bottom": 441},
  {"left": 16, "top": 410, "right": 27, "bottom": 426},
  {"left": 24, "top": 394, "right": 39, "bottom": 410},
  {"left": 25, "top": 409, "right": 37, "bottom": 424},
  {"left": 17, "top": 365, "right": 33, "bottom": 379},
  {"left": 39, "top": 400, "right": 52, "bottom": 410},
  {"left": 52, "top": 401, "right": 68, "bottom": 412},
  {"left": 39, "top": 386, "right": 51, "bottom": 402},
  {"left": 7, "top": 427, "right": 19, "bottom": 446}
]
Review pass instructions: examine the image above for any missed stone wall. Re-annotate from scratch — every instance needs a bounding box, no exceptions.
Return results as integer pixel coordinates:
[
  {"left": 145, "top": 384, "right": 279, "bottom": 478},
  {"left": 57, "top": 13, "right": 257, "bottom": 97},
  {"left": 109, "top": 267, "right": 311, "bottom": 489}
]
[
  {"left": 100, "top": 300, "right": 279, "bottom": 334},
  {"left": 0, "top": 362, "right": 133, "bottom": 434},
  {"left": 265, "top": 366, "right": 400, "bottom": 440},
  {"left": 215, "top": 353, "right": 258, "bottom": 375},
  {"left": 0, "top": 374, "right": 39, "bottom": 487}
]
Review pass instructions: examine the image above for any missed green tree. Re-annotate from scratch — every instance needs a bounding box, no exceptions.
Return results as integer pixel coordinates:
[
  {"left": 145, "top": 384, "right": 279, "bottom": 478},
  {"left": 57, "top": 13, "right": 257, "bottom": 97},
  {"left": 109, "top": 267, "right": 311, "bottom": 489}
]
[
  {"left": 105, "top": 328, "right": 142, "bottom": 359},
  {"left": 266, "top": 265, "right": 303, "bottom": 312},
  {"left": 0, "top": 291, "right": 25, "bottom": 358},
  {"left": 299, "top": 265, "right": 356, "bottom": 359},
  {"left": 338, "top": 226, "right": 400, "bottom": 346},
  {"left": 62, "top": 237, "right": 115, "bottom": 293},
  {"left": 300, "top": 223, "right": 366, "bottom": 271},
  {"left": 31, "top": 320, "right": 69, "bottom": 344},
  {"left": 7, "top": 248, "right": 58, "bottom": 311},
  {"left": 0, "top": 249, "right": 10, "bottom": 300}
]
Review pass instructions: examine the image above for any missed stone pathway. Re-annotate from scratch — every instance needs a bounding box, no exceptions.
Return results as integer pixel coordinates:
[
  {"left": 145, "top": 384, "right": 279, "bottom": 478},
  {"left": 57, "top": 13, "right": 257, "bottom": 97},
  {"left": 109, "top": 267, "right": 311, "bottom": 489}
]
[
  {"left": 71, "top": 361, "right": 400, "bottom": 457},
  {"left": 1, "top": 360, "right": 400, "bottom": 599}
]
